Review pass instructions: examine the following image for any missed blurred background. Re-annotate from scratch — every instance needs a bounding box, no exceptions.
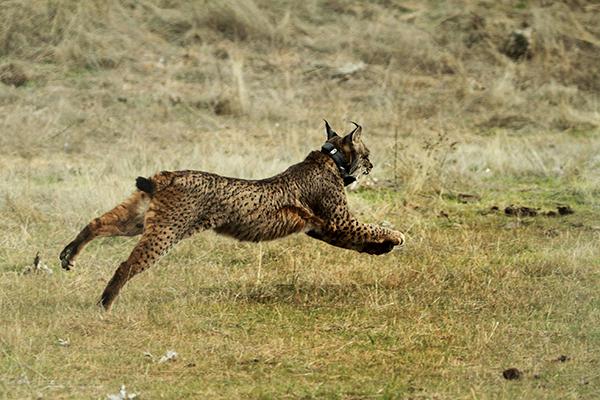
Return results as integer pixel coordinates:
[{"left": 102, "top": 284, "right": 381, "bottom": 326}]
[{"left": 1, "top": 1, "right": 599, "bottom": 201}]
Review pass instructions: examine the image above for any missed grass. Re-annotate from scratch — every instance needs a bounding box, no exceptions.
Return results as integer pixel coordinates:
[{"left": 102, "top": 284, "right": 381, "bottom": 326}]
[
  {"left": 1, "top": 0, "right": 600, "bottom": 398},
  {"left": 2, "top": 181, "right": 599, "bottom": 399}
]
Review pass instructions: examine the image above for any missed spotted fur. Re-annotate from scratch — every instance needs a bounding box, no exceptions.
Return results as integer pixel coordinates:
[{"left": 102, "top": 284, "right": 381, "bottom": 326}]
[{"left": 59, "top": 122, "right": 405, "bottom": 310}]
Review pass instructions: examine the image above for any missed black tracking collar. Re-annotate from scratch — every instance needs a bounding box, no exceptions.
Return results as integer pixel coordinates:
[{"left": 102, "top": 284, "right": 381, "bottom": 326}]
[{"left": 321, "top": 142, "right": 357, "bottom": 186}]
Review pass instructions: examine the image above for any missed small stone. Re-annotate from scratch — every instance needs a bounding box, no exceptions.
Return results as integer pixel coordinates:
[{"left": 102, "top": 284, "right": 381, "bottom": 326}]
[{"left": 158, "top": 350, "right": 178, "bottom": 363}]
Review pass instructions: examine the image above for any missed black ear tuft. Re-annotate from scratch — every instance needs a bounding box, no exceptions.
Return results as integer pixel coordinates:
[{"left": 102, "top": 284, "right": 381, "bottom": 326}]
[
  {"left": 347, "top": 121, "right": 362, "bottom": 143},
  {"left": 349, "top": 121, "right": 361, "bottom": 133},
  {"left": 324, "top": 119, "right": 338, "bottom": 140}
]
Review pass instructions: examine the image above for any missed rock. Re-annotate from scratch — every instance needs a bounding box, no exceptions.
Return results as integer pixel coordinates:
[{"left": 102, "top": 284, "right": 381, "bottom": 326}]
[
  {"left": 107, "top": 384, "right": 138, "bottom": 400},
  {"left": 331, "top": 61, "right": 366, "bottom": 80},
  {"left": 158, "top": 350, "right": 178, "bottom": 363}
]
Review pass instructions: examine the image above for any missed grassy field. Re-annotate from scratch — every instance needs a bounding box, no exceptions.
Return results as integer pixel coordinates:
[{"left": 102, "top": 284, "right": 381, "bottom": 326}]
[{"left": 1, "top": 1, "right": 600, "bottom": 399}]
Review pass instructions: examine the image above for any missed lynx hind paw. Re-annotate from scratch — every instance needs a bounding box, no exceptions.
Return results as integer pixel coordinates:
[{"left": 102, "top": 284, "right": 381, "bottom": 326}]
[{"left": 59, "top": 242, "right": 77, "bottom": 270}]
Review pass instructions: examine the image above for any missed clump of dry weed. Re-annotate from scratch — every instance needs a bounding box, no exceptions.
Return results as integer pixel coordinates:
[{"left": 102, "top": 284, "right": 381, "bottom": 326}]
[{"left": 390, "top": 129, "right": 459, "bottom": 196}]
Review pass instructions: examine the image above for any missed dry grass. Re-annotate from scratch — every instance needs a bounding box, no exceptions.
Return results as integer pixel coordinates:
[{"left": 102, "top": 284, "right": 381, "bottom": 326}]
[{"left": 1, "top": 0, "right": 600, "bottom": 399}]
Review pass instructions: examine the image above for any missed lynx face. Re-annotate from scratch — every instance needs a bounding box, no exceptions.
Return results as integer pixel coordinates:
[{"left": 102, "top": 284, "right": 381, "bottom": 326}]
[
  {"left": 325, "top": 121, "right": 373, "bottom": 179},
  {"left": 346, "top": 134, "right": 373, "bottom": 178}
]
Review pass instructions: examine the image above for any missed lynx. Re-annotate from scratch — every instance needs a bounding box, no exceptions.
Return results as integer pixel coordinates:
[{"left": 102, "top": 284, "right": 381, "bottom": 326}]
[{"left": 59, "top": 121, "right": 405, "bottom": 310}]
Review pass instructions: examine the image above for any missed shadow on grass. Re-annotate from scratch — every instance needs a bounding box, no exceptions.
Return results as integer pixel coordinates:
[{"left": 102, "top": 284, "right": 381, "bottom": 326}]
[{"left": 177, "top": 281, "right": 406, "bottom": 306}]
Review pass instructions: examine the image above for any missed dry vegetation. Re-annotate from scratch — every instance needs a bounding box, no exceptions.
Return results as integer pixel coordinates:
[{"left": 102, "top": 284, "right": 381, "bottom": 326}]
[{"left": 1, "top": 1, "right": 599, "bottom": 399}]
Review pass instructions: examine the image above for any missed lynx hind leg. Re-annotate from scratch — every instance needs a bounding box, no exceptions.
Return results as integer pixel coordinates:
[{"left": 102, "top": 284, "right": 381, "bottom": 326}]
[
  {"left": 99, "top": 225, "right": 180, "bottom": 310},
  {"left": 59, "top": 191, "right": 150, "bottom": 270}
]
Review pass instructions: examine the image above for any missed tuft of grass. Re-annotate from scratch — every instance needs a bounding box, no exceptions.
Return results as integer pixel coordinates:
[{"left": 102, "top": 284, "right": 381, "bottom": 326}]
[{"left": 202, "top": 0, "right": 274, "bottom": 42}]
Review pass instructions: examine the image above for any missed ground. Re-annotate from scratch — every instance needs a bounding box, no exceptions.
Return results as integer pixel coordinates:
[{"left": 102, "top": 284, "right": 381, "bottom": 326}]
[
  {"left": 2, "top": 179, "right": 599, "bottom": 399},
  {"left": 1, "top": 1, "right": 599, "bottom": 399}
]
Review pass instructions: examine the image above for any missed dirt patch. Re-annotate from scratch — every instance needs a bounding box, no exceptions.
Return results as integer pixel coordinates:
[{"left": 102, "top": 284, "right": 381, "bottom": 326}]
[
  {"left": 557, "top": 205, "right": 574, "bottom": 216},
  {"left": 501, "top": 28, "right": 533, "bottom": 61},
  {"left": 457, "top": 193, "right": 481, "bottom": 204},
  {"left": 478, "top": 114, "right": 535, "bottom": 130},
  {"left": 504, "top": 205, "right": 538, "bottom": 217},
  {"left": 488, "top": 204, "right": 575, "bottom": 217},
  {"left": 443, "top": 192, "right": 481, "bottom": 204},
  {"left": 502, "top": 368, "right": 522, "bottom": 380}
]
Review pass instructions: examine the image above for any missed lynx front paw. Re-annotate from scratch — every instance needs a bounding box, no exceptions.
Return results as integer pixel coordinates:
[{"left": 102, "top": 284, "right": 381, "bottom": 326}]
[{"left": 362, "top": 231, "right": 405, "bottom": 255}]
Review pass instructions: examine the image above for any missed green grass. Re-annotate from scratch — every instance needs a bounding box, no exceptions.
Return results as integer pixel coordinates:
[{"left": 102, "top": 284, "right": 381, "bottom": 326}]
[{"left": 2, "top": 181, "right": 599, "bottom": 399}]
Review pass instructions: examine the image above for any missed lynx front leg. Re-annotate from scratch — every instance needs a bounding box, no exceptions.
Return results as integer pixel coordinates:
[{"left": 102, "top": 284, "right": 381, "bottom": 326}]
[
  {"left": 306, "top": 184, "right": 404, "bottom": 255},
  {"left": 307, "top": 219, "right": 404, "bottom": 255},
  {"left": 59, "top": 192, "right": 149, "bottom": 270}
]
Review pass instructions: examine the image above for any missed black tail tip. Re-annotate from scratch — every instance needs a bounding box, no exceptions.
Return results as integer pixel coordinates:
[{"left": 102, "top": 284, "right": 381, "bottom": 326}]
[{"left": 136, "top": 177, "right": 154, "bottom": 194}]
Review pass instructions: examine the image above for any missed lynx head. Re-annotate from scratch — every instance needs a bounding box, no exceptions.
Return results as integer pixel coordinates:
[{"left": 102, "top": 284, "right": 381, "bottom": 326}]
[{"left": 324, "top": 120, "right": 373, "bottom": 178}]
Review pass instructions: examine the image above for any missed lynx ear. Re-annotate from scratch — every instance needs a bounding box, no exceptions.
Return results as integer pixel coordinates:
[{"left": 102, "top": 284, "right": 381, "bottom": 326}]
[
  {"left": 324, "top": 119, "right": 338, "bottom": 140},
  {"left": 347, "top": 121, "right": 362, "bottom": 143}
]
